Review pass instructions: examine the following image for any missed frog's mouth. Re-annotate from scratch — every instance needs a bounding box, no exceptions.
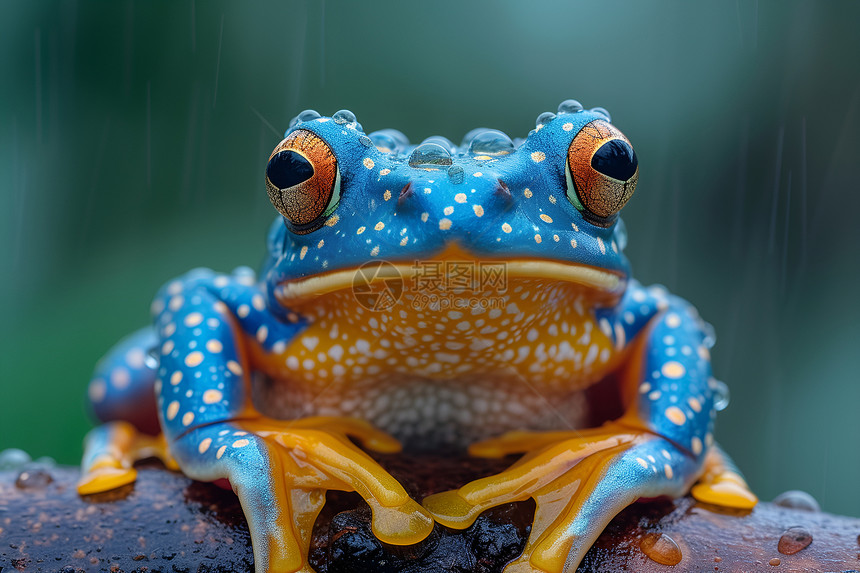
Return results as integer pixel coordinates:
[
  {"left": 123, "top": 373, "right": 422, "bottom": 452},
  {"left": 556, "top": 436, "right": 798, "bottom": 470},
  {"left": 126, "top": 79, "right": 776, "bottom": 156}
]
[{"left": 274, "top": 249, "right": 626, "bottom": 306}]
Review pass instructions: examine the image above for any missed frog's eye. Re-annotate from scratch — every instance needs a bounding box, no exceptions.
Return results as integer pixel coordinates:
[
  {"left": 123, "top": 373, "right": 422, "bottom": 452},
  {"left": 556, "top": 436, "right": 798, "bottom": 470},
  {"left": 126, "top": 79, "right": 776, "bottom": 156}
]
[
  {"left": 566, "top": 120, "right": 639, "bottom": 227},
  {"left": 265, "top": 129, "right": 341, "bottom": 234}
]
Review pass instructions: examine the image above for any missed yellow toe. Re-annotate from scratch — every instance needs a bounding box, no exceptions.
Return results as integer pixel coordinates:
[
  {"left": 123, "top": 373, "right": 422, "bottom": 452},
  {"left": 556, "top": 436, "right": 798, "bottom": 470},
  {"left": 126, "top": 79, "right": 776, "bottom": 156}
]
[
  {"left": 421, "top": 491, "right": 480, "bottom": 529},
  {"left": 366, "top": 498, "right": 435, "bottom": 545},
  {"left": 77, "top": 466, "right": 137, "bottom": 495},
  {"left": 692, "top": 481, "right": 757, "bottom": 509}
]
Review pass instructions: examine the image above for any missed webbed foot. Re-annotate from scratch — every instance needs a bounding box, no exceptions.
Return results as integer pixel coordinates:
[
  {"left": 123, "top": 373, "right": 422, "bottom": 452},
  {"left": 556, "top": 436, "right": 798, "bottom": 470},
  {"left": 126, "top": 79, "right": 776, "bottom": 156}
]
[
  {"left": 175, "top": 416, "right": 434, "bottom": 573},
  {"left": 423, "top": 422, "right": 699, "bottom": 573},
  {"left": 77, "top": 421, "right": 177, "bottom": 495},
  {"left": 690, "top": 444, "right": 757, "bottom": 509}
]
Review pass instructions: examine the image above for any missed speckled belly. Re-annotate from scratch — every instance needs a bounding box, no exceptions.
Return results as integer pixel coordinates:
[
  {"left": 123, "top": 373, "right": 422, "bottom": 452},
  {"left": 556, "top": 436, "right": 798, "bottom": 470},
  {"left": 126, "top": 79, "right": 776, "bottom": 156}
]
[
  {"left": 251, "top": 279, "right": 621, "bottom": 450},
  {"left": 252, "top": 372, "right": 592, "bottom": 450}
]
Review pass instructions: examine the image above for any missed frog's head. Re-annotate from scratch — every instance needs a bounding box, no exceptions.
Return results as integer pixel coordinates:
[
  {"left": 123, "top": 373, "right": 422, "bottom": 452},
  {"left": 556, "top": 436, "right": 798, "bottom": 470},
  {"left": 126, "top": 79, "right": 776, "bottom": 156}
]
[{"left": 262, "top": 101, "right": 638, "bottom": 323}]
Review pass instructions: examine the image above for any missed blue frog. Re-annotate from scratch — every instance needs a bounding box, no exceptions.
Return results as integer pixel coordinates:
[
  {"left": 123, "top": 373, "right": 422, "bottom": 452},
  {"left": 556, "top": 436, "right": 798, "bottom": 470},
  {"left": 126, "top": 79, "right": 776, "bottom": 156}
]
[{"left": 79, "top": 100, "right": 756, "bottom": 572}]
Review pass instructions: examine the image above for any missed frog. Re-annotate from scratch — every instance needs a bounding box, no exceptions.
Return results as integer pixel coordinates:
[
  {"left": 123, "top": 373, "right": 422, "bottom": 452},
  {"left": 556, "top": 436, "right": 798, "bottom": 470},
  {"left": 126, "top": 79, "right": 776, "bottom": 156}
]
[{"left": 78, "top": 100, "right": 757, "bottom": 573}]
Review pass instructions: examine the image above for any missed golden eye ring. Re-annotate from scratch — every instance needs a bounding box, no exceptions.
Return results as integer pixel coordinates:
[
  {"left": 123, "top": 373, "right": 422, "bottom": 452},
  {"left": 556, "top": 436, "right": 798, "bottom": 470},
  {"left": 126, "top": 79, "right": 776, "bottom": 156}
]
[
  {"left": 566, "top": 120, "right": 639, "bottom": 227},
  {"left": 265, "top": 129, "right": 341, "bottom": 234}
]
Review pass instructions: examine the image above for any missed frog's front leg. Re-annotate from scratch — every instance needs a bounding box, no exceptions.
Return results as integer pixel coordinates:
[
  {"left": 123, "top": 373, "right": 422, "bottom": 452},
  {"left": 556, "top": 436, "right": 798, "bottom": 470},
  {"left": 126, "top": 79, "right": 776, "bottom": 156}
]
[
  {"left": 423, "top": 285, "right": 756, "bottom": 573},
  {"left": 155, "top": 270, "right": 432, "bottom": 572}
]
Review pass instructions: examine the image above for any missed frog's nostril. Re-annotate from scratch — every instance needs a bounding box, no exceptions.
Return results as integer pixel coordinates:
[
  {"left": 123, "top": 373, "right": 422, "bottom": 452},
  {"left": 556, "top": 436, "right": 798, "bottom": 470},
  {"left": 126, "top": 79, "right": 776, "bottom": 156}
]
[
  {"left": 397, "top": 182, "right": 416, "bottom": 206},
  {"left": 591, "top": 140, "right": 638, "bottom": 182}
]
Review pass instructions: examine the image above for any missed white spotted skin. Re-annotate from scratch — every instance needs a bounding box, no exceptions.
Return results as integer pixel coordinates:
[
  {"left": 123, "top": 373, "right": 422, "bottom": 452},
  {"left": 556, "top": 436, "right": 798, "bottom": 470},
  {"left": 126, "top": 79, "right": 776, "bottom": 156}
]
[
  {"left": 595, "top": 280, "right": 719, "bottom": 460},
  {"left": 88, "top": 269, "right": 667, "bottom": 454},
  {"left": 250, "top": 279, "right": 613, "bottom": 449},
  {"left": 87, "top": 232, "right": 717, "bottom": 464},
  {"left": 145, "top": 269, "right": 305, "bottom": 445},
  {"left": 264, "top": 109, "right": 633, "bottom": 301}
]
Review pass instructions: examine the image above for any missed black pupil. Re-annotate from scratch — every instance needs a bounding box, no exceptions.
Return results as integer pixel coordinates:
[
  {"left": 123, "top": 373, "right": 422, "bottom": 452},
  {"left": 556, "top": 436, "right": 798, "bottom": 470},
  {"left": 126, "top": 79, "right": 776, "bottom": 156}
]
[
  {"left": 266, "top": 150, "right": 314, "bottom": 189},
  {"left": 591, "top": 139, "right": 638, "bottom": 182}
]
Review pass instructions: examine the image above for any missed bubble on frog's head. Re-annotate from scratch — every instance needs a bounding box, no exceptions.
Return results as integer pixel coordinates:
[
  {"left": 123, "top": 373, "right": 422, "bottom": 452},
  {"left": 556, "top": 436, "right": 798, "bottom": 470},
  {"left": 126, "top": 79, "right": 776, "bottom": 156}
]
[
  {"left": 359, "top": 135, "right": 373, "bottom": 148},
  {"left": 535, "top": 111, "right": 556, "bottom": 128},
  {"left": 289, "top": 109, "right": 322, "bottom": 130},
  {"left": 590, "top": 107, "right": 612, "bottom": 123},
  {"left": 408, "top": 142, "right": 453, "bottom": 168},
  {"left": 420, "top": 136, "right": 457, "bottom": 156},
  {"left": 460, "top": 127, "right": 491, "bottom": 148},
  {"left": 332, "top": 109, "right": 357, "bottom": 125},
  {"left": 447, "top": 164, "right": 465, "bottom": 184},
  {"left": 369, "top": 130, "right": 409, "bottom": 154},
  {"left": 468, "top": 129, "right": 515, "bottom": 157},
  {"left": 557, "top": 99, "right": 584, "bottom": 114}
]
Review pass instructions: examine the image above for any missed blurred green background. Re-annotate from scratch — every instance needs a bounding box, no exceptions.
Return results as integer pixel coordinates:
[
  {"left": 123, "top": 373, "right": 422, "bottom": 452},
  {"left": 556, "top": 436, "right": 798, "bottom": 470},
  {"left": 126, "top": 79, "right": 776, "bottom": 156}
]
[{"left": 1, "top": 0, "right": 859, "bottom": 515}]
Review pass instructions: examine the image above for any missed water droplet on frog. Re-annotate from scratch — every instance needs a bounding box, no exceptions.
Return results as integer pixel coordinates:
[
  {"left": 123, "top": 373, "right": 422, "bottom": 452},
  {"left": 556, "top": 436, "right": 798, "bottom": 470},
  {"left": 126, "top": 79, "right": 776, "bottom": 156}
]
[
  {"left": 447, "top": 165, "right": 464, "bottom": 184},
  {"left": 368, "top": 131, "right": 400, "bottom": 153},
  {"left": 15, "top": 467, "right": 53, "bottom": 489},
  {"left": 640, "top": 532, "right": 682, "bottom": 566},
  {"left": 591, "top": 106, "right": 612, "bottom": 122},
  {"left": 383, "top": 129, "right": 409, "bottom": 147},
  {"left": 702, "top": 321, "right": 717, "bottom": 348},
  {"left": 772, "top": 490, "right": 820, "bottom": 512},
  {"left": 557, "top": 99, "right": 584, "bottom": 114},
  {"left": 333, "top": 109, "right": 356, "bottom": 125},
  {"left": 460, "top": 127, "right": 491, "bottom": 148},
  {"left": 297, "top": 109, "right": 321, "bottom": 122},
  {"left": 613, "top": 218, "right": 628, "bottom": 251},
  {"left": 359, "top": 135, "right": 373, "bottom": 148},
  {"left": 146, "top": 346, "right": 160, "bottom": 369},
  {"left": 0, "top": 448, "right": 32, "bottom": 470},
  {"left": 354, "top": 122, "right": 364, "bottom": 133},
  {"left": 468, "top": 129, "right": 515, "bottom": 156},
  {"left": 421, "top": 136, "right": 457, "bottom": 155},
  {"left": 769, "top": 557, "right": 781, "bottom": 566},
  {"left": 408, "top": 143, "right": 453, "bottom": 168},
  {"left": 290, "top": 109, "right": 322, "bottom": 128},
  {"left": 712, "top": 379, "right": 730, "bottom": 411},
  {"left": 536, "top": 111, "right": 556, "bottom": 127},
  {"left": 778, "top": 526, "right": 812, "bottom": 555}
]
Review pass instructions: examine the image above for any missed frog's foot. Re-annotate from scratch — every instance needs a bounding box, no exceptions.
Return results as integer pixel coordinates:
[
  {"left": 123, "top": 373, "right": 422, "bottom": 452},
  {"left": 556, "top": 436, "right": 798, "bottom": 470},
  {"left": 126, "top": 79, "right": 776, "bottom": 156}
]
[
  {"left": 691, "top": 444, "right": 757, "bottom": 509},
  {"left": 175, "top": 416, "right": 434, "bottom": 573},
  {"left": 422, "top": 423, "right": 699, "bottom": 573},
  {"left": 77, "top": 421, "right": 178, "bottom": 495}
]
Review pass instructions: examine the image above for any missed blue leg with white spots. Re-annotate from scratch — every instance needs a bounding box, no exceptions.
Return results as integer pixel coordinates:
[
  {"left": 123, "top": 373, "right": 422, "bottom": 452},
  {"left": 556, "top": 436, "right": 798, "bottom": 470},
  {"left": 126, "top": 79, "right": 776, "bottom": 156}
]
[
  {"left": 612, "top": 284, "right": 757, "bottom": 510},
  {"left": 424, "top": 282, "right": 755, "bottom": 573},
  {"left": 152, "top": 268, "right": 433, "bottom": 572}
]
